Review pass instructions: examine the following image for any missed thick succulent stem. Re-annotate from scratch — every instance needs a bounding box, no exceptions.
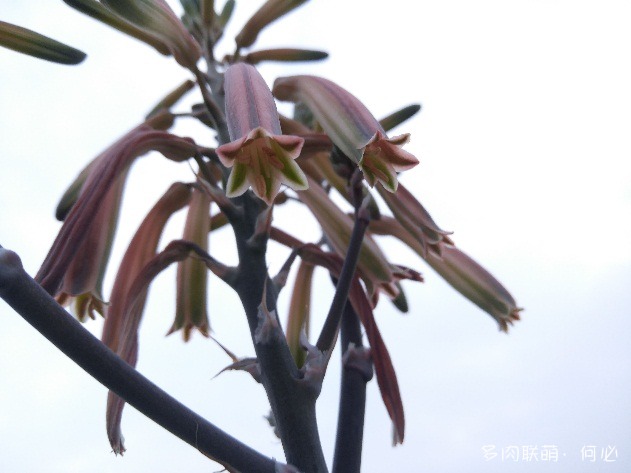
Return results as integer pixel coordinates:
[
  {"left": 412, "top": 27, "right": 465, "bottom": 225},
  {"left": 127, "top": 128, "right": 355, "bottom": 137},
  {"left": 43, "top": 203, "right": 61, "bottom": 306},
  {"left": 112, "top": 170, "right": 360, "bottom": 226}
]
[{"left": 227, "top": 197, "right": 328, "bottom": 473}]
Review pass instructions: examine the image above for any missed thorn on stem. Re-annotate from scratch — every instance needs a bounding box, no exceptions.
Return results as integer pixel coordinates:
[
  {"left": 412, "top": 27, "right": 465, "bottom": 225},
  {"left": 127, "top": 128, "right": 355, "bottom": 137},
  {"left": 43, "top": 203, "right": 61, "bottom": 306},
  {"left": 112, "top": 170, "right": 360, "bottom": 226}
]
[
  {"left": 342, "top": 343, "right": 374, "bottom": 382},
  {"left": 297, "top": 332, "right": 326, "bottom": 398},
  {"left": 247, "top": 205, "right": 273, "bottom": 249},
  {"left": 254, "top": 281, "right": 282, "bottom": 345},
  {"left": 272, "top": 247, "right": 300, "bottom": 291}
]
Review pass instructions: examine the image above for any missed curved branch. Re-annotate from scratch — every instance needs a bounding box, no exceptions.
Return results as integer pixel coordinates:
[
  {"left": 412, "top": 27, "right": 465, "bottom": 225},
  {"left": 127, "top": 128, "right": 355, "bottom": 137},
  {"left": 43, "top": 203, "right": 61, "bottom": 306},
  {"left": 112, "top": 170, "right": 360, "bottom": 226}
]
[{"left": 0, "top": 246, "right": 277, "bottom": 473}]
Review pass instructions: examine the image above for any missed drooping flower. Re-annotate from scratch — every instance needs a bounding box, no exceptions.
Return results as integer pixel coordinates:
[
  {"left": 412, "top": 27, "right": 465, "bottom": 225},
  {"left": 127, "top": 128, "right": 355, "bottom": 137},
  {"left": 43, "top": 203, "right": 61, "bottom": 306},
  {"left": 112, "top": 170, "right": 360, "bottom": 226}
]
[
  {"left": 103, "top": 237, "right": 231, "bottom": 455},
  {"left": 298, "top": 176, "right": 420, "bottom": 304},
  {"left": 35, "top": 117, "right": 198, "bottom": 296},
  {"left": 216, "top": 63, "right": 307, "bottom": 205},
  {"left": 377, "top": 183, "right": 453, "bottom": 257},
  {"left": 102, "top": 182, "right": 193, "bottom": 454},
  {"left": 46, "top": 117, "right": 189, "bottom": 320},
  {"left": 63, "top": 0, "right": 171, "bottom": 57},
  {"left": 55, "top": 168, "right": 127, "bottom": 321},
  {"left": 370, "top": 215, "right": 521, "bottom": 332},
  {"left": 285, "top": 260, "right": 315, "bottom": 368},
  {"left": 427, "top": 243, "right": 522, "bottom": 332},
  {"left": 273, "top": 75, "right": 419, "bottom": 192},
  {"left": 169, "top": 185, "right": 212, "bottom": 340}
]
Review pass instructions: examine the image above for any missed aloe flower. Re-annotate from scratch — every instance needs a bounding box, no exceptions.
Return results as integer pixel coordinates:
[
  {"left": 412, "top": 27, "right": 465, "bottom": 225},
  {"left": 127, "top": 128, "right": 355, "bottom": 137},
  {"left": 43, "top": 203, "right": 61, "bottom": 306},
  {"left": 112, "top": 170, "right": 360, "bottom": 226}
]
[
  {"left": 169, "top": 186, "right": 212, "bottom": 340},
  {"left": 285, "top": 260, "right": 314, "bottom": 367},
  {"left": 216, "top": 63, "right": 307, "bottom": 205},
  {"left": 102, "top": 182, "right": 193, "bottom": 454},
  {"left": 377, "top": 183, "right": 453, "bottom": 257},
  {"left": 63, "top": 0, "right": 171, "bottom": 57},
  {"left": 427, "top": 244, "right": 522, "bottom": 332},
  {"left": 55, "top": 170, "right": 127, "bottom": 321},
  {"left": 36, "top": 118, "right": 198, "bottom": 296},
  {"left": 47, "top": 122, "right": 180, "bottom": 320},
  {"left": 273, "top": 75, "right": 419, "bottom": 192},
  {"left": 370, "top": 216, "right": 521, "bottom": 331},
  {"left": 298, "top": 176, "right": 408, "bottom": 304}
]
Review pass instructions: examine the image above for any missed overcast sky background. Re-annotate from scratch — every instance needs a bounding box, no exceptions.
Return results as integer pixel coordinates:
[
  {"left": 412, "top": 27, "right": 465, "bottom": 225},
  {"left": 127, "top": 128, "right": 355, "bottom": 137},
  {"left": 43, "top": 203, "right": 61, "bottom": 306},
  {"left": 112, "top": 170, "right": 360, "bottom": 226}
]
[{"left": 1, "top": 1, "right": 630, "bottom": 472}]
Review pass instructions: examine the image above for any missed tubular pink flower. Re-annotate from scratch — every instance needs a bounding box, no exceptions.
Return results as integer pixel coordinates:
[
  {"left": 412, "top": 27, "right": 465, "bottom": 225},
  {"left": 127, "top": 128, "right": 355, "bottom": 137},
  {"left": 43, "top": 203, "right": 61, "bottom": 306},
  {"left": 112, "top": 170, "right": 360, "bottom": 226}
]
[
  {"left": 370, "top": 216, "right": 522, "bottom": 332},
  {"left": 377, "top": 183, "right": 453, "bottom": 257},
  {"left": 169, "top": 186, "right": 212, "bottom": 340},
  {"left": 63, "top": 0, "right": 171, "bottom": 57},
  {"left": 36, "top": 121, "right": 198, "bottom": 296},
  {"left": 55, "top": 170, "right": 126, "bottom": 321},
  {"left": 216, "top": 63, "right": 307, "bottom": 205},
  {"left": 273, "top": 75, "right": 419, "bottom": 192},
  {"left": 297, "top": 176, "right": 399, "bottom": 303},
  {"left": 427, "top": 244, "right": 522, "bottom": 332},
  {"left": 102, "top": 182, "right": 193, "bottom": 454}
]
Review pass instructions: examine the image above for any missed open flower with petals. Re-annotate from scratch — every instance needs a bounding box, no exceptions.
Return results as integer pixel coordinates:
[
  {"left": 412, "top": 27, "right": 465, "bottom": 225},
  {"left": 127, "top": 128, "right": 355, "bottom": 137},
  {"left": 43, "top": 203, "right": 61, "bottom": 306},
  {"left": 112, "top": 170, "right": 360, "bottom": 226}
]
[
  {"left": 216, "top": 63, "right": 307, "bottom": 205},
  {"left": 273, "top": 74, "right": 419, "bottom": 192}
]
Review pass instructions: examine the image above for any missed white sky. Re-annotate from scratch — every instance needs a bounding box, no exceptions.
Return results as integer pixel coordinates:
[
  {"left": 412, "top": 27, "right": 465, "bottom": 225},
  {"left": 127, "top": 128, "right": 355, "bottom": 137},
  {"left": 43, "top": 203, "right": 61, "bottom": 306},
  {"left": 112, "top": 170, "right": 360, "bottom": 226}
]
[{"left": 1, "top": 1, "right": 630, "bottom": 472}]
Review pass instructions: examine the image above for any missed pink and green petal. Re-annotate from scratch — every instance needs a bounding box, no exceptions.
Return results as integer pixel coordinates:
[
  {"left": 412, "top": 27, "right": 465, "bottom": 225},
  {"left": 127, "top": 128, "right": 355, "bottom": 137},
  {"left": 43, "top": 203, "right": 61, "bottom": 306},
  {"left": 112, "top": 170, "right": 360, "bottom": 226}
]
[
  {"left": 218, "top": 64, "right": 307, "bottom": 205},
  {"left": 272, "top": 75, "right": 419, "bottom": 192}
]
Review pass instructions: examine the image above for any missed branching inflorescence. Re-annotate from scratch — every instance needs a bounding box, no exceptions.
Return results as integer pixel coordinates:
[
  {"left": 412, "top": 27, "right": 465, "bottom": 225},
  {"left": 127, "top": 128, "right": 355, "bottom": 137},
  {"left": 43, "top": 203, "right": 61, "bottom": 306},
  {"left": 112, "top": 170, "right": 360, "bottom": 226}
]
[{"left": 0, "top": 1, "right": 522, "bottom": 472}]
